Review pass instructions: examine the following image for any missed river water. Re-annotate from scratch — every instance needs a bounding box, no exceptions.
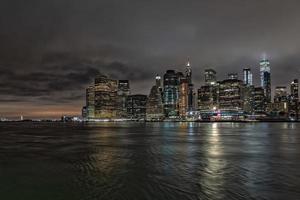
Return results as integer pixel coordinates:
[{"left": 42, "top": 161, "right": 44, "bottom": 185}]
[{"left": 0, "top": 122, "right": 300, "bottom": 200}]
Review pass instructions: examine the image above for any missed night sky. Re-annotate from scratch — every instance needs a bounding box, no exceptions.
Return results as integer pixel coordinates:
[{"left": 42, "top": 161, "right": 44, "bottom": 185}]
[{"left": 1, "top": 0, "right": 300, "bottom": 119}]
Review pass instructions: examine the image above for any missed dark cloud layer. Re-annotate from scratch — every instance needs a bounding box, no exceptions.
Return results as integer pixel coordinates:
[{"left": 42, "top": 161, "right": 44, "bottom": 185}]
[{"left": 1, "top": 0, "right": 300, "bottom": 118}]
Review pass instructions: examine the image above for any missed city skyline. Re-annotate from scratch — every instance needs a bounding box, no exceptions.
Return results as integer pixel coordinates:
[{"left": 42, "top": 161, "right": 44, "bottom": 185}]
[{"left": 1, "top": 0, "right": 300, "bottom": 119}]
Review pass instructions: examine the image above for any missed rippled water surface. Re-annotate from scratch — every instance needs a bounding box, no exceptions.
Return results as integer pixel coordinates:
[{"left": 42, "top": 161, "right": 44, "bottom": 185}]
[{"left": 1, "top": 122, "right": 300, "bottom": 200}]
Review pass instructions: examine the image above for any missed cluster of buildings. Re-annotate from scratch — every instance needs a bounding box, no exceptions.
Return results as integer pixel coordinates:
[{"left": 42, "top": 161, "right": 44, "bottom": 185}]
[{"left": 82, "top": 59, "right": 299, "bottom": 122}]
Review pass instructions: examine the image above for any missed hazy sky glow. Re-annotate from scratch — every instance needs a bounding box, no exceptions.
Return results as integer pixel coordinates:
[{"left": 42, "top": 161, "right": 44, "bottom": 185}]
[{"left": 1, "top": 0, "right": 300, "bottom": 119}]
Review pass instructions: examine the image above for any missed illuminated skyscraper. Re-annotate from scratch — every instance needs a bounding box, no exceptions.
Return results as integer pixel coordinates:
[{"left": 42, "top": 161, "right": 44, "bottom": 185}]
[
  {"left": 86, "top": 86, "right": 95, "bottom": 119},
  {"left": 290, "top": 79, "right": 299, "bottom": 119},
  {"left": 204, "top": 69, "right": 217, "bottom": 85},
  {"left": 126, "top": 94, "right": 147, "bottom": 120},
  {"left": 243, "top": 68, "right": 253, "bottom": 86},
  {"left": 163, "top": 70, "right": 181, "bottom": 117},
  {"left": 260, "top": 58, "right": 271, "bottom": 102},
  {"left": 179, "top": 78, "right": 188, "bottom": 117},
  {"left": 218, "top": 79, "right": 244, "bottom": 110},
  {"left": 117, "top": 80, "right": 130, "bottom": 118},
  {"left": 253, "top": 87, "right": 266, "bottom": 113},
  {"left": 146, "top": 76, "right": 164, "bottom": 121},
  {"left": 185, "top": 60, "right": 194, "bottom": 111},
  {"left": 291, "top": 79, "right": 299, "bottom": 102},
  {"left": 94, "top": 74, "right": 118, "bottom": 119}
]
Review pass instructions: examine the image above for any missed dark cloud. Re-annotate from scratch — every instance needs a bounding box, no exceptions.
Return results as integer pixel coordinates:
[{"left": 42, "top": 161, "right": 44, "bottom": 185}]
[{"left": 1, "top": 0, "right": 300, "bottom": 118}]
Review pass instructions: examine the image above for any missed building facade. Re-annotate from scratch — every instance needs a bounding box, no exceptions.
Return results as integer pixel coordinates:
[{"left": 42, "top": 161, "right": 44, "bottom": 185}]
[
  {"left": 94, "top": 75, "right": 118, "bottom": 119},
  {"left": 126, "top": 95, "right": 147, "bottom": 120},
  {"left": 117, "top": 80, "right": 130, "bottom": 118},
  {"left": 260, "top": 59, "right": 271, "bottom": 102},
  {"left": 163, "top": 70, "right": 181, "bottom": 117},
  {"left": 243, "top": 68, "right": 253, "bottom": 86}
]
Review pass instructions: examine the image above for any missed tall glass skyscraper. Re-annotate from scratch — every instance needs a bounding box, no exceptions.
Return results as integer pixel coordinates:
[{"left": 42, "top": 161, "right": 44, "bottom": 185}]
[
  {"left": 163, "top": 70, "right": 181, "bottom": 117},
  {"left": 185, "top": 60, "right": 194, "bottom": 111},
  {"left": 243, "top": 68, "right": 253, "bottom": 86},
  {"left": 260, "top": 59, "right": 271, "bottom": 102}
]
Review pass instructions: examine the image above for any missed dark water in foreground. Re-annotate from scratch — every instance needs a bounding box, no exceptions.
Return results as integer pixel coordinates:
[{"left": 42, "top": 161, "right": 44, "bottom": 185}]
[{"left": 1, "top": 122, "right": 300, "bottom": 200}]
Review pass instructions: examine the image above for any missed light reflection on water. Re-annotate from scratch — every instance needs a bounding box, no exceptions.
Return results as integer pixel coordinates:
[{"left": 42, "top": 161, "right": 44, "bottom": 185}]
[{"left": 1, "top": 122, "right": 300, "bottom": 200}]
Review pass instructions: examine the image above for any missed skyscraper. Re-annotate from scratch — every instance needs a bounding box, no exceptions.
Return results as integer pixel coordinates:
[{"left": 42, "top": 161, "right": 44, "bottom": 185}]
[
  {"left": 126, "top": 94, "right": 147, "bottom": 120},
  {"left": 218, "top": 79, "right": 244, "bottom": 110},
  {"left": 86, "top": 86, "right": 95, "bottom": 119},
  {"left": 260, "top": 58, "right": 271, "bottom": 102},
  {"left": 253, "top": 87, "right": 266, "bottom": 113},
  {"left": 290, "top": 79, "right": 299, "bottom": 119},
  {"left": 117, "top": 80, "right": 130, "bottom": 118},
  {"left": 146, "top": 76, "right": 164, "bottom": 121},
  {"left": 94, "top": 74, "right": 118, "bottom": 119},
  {"left": 185, "top": 60, "right": 192, "bottom": 84},
  {"left": 291, "top": 79, "right": 299, "bottom": 102},
  {"left": 185, "top": 60, "right": 194, "bottom": 111},
  {"left": 243, "top": 68, "right": 253, "bottom": 86},
  {"left": 163, "top": 70, "right": 181, "bottom": 117},
  {"left": 179, "top": 78, "right": 188, "bottom": 117},
  {"left": 204, "top": 69, "right": 217, "bottom": 85}
]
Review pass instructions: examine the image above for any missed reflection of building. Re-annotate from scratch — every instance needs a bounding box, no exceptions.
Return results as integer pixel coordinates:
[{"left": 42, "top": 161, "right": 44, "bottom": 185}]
[
  {"left": 163, "top": 70, "right": 181, "bottom": 117},
  {"left": 218, "top": 79, "right": 244, "bottom": 110},
  {"left": 126, "top": 95, "right": 147, "bottom": 120},
  {"left": 146, "top": 77, "right": 164, "bottom": 121},
  {"left": 117, "top": 80, "right": 130, "bottom": 118},
  {"left": 274, "top": 86, "right": 288, "bottom": 103},
  {"left": 94, "top": 75, "right": 118, "bottom": 119},
  {"left": 243, "top": 68, "right": 253, "bottom": 86},
  {"left": 204, "top": 69, "right": 217, "bottom": 85},
  {"left": 86, "top": 86, "right": 95, "bottom": 119},
  {"left": 260, "top": 59, "right": 271, "bottom": 102}
]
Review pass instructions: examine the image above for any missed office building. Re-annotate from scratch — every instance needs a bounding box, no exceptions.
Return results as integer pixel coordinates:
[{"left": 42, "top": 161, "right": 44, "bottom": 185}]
[
  {"left": 243, "top": 68, "right": 253, "bottom": 86},
  {"left": 126, "top": 94, "right": 147, "bottom": 120},
  {"left": 260, "top": 58, "right": 271, "bottom": 102},
  {"left": 94, "top": 74, "right": 118, "bottom": 119},
  {"left": 204, "top": 69, "right": 217, "bottom": 85}
]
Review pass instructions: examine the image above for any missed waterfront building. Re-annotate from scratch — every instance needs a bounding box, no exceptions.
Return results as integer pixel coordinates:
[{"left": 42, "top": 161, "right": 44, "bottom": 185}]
[
  {"left": 218, "top": 79, "right": 244, "bottom": 110},
  {"left": 197, "top": 85, "right": 217, "bottom": 110},
  {"left": 163, "top": 70, "right": 181, "bottom": 117},
  {"left": 81, "top": 106, "right": 87, "bottom": 119},
  {"left": 243, "top": 68, "right": 253, "bottom": 86},
  {"left": 86, "top": 85, "right": 95, "bottom": 119},
  {"left": 179, "top": 78, "right": 189, "bottom": 117},
  {"left": 185, "top": 60, "right": 194, "bottom": 111},
  {"left": 243, "top": 85, "right": 255, "bottom": 114},
  {"left": 146, "top": 76, "right": 164, "bottom": 121},
  {"left": 260, "top": 58, "right": 271, "bottom": 102},
  {"left": 266, "top": 102, "right": 289, "bottom": 116},
  {"left": 117, "top": 80, "right": 130, "bottom": 118},
  {"left": 126, "top": 94, "right": 147, "bottom": 120},
  {"left": 204, "top": 69, "right": 217, "bottom": 85},
  {"left": 290, "top": 79, "right": 299, "bottom": 119},
  {"left": 94, "top": 74, "right": 118, "bottom": 119},
  {"left": 253, "top": 87, "right": 266, "bottom": 113}
]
